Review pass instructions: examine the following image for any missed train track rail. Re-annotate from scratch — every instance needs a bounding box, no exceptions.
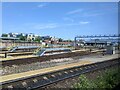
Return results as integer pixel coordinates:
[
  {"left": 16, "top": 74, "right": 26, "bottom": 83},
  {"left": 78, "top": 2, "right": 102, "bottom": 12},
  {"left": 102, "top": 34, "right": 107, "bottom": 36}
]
[
  {"left": 1, "top": 50, "right": 98, "bottom": 67},
  {"left": 1, "top": 58, "right": 120, "bottom": 89}
]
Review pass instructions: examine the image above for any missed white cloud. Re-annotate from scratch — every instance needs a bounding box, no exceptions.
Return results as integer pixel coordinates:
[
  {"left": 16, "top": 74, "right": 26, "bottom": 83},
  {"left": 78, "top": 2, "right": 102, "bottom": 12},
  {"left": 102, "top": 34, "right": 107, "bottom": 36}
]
[
  {"left": 65, "top": 21, "right": 90, "bottom": 26},
  {"left": 83, "top": 13, "right": 103, "bottom": 17},
  {"left": 67, "top": 9, "right": 83, "bottom": 15},
  {"left": 37, "top": 3, "right": 48, "bottom": 8},
  {"left": 6, "top": 23, "right": 58, "bottom": 33},
  {"left": 66, "top": 23, "right": 79, "bottom": 26},
  {"left": 79, "top": 21, "right": 90, "bottom": 24},
  {"left": 33, "top": 23, "right": 58, "bottom": 30}
]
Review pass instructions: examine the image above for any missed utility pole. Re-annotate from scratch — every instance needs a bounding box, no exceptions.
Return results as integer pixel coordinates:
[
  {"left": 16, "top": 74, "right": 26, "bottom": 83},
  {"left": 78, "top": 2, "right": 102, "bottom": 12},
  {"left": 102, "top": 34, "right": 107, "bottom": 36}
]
[{"left": 74, "top": 37, "right": 77, "bottom": 49}]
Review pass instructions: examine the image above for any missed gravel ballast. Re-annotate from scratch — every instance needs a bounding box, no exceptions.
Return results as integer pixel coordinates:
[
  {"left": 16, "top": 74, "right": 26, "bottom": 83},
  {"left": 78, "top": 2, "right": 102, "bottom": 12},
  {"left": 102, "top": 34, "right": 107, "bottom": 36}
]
[{"left": 1, "top": 53, "right": 118, "bottom": 76}]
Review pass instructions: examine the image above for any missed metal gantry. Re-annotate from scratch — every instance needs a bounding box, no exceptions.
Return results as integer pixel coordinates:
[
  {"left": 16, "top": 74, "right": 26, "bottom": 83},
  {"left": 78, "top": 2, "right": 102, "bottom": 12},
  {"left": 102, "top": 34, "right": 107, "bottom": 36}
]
[{"left": 74, "top": 34, "right": 120, "bottom": 49}]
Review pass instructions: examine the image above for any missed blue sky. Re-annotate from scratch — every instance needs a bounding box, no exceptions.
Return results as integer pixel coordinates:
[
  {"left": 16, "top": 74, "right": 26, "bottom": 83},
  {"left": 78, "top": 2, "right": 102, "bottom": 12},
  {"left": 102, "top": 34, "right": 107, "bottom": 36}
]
[{"left": 2, "top": 2, "right": 118, "bottom": 40}]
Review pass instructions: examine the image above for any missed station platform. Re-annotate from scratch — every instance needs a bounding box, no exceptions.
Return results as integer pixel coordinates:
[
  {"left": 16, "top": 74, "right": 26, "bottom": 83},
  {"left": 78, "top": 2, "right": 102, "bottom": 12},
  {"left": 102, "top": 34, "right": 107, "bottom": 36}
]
[
  {"left": 0, "top": 49, "right": 87, "bottom": 61},
  {"left": 0, "top": 55, "right": 37, "bottom": 61},
  {"left": 0, "top": 60, "right": 91, "bottom": 83},
  {"left": 0, "top": 49, "right": 102, "bottom": 61},
  {"left": 1, "top": 53, "right": 119, "bottom": 83}
]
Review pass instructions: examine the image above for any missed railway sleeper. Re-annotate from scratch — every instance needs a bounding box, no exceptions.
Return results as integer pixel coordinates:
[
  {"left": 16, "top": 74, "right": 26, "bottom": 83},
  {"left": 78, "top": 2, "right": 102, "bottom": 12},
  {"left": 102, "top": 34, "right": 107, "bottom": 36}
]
[{"left": 1, "top": 59, "right": 120, "bottom": 89}]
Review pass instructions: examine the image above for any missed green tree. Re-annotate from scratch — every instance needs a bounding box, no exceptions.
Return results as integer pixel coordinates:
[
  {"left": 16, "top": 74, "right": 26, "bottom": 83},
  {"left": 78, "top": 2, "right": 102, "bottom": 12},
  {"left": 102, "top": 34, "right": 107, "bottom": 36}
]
[
  {"left": 2, "top": 34, "right": 8, "bottom": 37},
  {"left": 34, "top": 36, "right": 41, "bottom": 42},
  {"left": 67, "top": 39, "right": 72, "bottom": 42},
  {"left": 19, "top": 35, "right": 26, "bottom": 41},
  {"left": 58, "top": 38, "right": 63, "bottom": 42}
]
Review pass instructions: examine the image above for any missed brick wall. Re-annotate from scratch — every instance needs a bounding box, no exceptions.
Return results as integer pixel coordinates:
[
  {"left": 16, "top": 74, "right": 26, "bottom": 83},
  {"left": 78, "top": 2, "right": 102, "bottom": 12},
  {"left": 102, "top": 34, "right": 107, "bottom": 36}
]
[{"left": 1, "top": 41, "right": 41, "bottom": 47}]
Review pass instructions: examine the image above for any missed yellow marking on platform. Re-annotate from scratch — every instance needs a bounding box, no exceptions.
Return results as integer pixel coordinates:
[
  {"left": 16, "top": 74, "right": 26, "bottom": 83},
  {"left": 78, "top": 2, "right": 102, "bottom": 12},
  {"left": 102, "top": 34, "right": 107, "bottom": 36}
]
[
  {"left": 0, "top": 55, "right": 37, "bottom": 61},
  {"left": 0, "top": 60, "right": 91, "bottom": 83},
  {"left": 91, "top": 49, "right": 105, "bottom": 53},
  {"left": 0, "top": 54, "right": 4, "bottom": 57},
  {"left": 72, "top": 49, "right": 105, "bottom": 53},
  {"left": 8, "top": 52, "right": 33, "bottom": 55},
  {"left": 72, "top": 49, "right": 89, "bottom": 52}
]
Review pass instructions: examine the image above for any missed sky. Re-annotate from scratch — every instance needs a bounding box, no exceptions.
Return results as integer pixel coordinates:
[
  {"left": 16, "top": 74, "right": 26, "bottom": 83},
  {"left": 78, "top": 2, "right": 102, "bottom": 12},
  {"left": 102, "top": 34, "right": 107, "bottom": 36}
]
[{"left": 2, "top": 2, "right": 118, "bottom": 40}]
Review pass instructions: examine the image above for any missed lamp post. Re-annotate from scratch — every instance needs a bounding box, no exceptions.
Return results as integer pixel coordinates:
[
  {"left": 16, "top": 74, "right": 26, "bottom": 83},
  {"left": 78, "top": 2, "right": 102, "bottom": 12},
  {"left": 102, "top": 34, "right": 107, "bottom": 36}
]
[{"left": 74, "top": 37, "right": 77, "bottom": 50}]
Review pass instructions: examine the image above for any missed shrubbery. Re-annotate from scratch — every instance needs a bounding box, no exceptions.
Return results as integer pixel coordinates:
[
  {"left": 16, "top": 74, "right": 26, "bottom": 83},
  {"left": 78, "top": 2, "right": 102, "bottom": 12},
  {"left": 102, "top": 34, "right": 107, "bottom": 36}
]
[{"left": 73, "top": 67, "right": 120, "bottom": 89}]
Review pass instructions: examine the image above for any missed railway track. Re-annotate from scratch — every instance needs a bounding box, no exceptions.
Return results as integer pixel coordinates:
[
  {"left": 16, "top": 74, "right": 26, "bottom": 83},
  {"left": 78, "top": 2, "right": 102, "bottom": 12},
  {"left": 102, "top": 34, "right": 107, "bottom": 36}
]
[
  {"left": 1, "top": 58, "right": 120, "bottom": 89},
  {"left": 1, "top": 50, "right": 98, "bottom": 67}
]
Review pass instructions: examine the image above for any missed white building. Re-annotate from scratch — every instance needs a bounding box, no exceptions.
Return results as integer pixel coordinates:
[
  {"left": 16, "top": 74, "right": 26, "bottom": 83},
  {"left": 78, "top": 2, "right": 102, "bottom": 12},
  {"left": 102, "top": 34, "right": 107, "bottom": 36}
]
[{"left": 27, "top": 33, "right": 35, "bottom": 41}]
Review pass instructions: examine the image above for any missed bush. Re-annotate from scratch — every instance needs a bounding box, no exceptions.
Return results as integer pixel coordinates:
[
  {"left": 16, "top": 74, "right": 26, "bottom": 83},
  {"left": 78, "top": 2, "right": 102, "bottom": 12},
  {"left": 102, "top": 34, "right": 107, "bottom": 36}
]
[
  {"left": 73, "top": 75, "right": 97, "bottom": 89},
  {"left": 95, "top": 68, "right": 120, "bottom": 89},
  {"left": 73, "top": 67, "right": 120, "bottom": 89}
]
